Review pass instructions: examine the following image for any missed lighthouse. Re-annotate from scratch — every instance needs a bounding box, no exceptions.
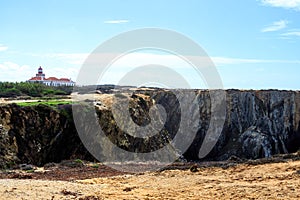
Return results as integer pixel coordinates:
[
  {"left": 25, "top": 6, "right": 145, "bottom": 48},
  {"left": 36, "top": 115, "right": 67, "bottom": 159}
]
[
  {"left": 27, "top": 66, "right": 75, "bottom": 86},
  {"left": 36, "top": 66, "right": 45, "bottom": 80}
]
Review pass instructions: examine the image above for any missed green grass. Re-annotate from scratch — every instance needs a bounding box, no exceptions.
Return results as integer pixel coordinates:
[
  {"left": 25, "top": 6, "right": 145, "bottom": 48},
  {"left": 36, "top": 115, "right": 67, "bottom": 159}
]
[
  {"left": 91, "top": 163, "right": 100, "bottom": 169},
  {"left": 74, "top": 159, "right": 84, "bottom": 164},
  {"left": 16, "top": 100, "right": 73, "bottom": 107}
]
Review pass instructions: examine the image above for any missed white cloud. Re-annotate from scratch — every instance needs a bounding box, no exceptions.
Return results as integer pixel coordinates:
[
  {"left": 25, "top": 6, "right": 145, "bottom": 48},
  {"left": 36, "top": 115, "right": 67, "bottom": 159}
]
[
  {"left": 0, "top": 44, "right": 8, "bottom": 52},
  {"left": 281, "top": 31, "right": 300, "bottom": 37},
  {"left": 28, "top": 52, "right": 89, "bottom": 65},
  {"left": 261, "top": 20, "right": 288, "bottom": 32},
  {"left": 47, "top": 52, "right": 300, "bottom": 68},
  {"left": 0, "top": 60, "right": 80, "bottom": 82},
  {"left": 104, "top": 20, "right": 129, "bottom": 24},
  {"left": 45, "top": 67, "right": 79, "bottom": 81},
  {"left": 12, "top": 51, "right": 300, "bottom": 85},
  {"left": 261, "top": 0, "right": 300, "bottom": 10},
  {"left": 212, "top": 57, "right": 265, "bottom": 65},
  {"left": 47, "top": 53, "right": 89, "bottom": 65},
  {"left": 0, "top": 62, "right": 33, "bottom": 82},
  {"left": 211, "top": 56, "right": 300, "bottom": 65}
]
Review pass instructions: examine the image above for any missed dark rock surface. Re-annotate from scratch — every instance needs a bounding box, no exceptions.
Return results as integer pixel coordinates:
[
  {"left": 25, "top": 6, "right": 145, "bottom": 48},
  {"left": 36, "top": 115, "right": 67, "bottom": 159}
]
[
  {"left": 0, "top": 104, "right": 92, "bottom": 168},
  {"left": 1, "top": 89, "right": 300, "bottom": 168}
]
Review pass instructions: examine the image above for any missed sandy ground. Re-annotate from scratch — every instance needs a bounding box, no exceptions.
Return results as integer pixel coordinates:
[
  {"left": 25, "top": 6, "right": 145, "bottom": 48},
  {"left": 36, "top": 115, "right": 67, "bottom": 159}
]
[{"left": 1, "top": 160, "right": 300, "bottom": 200}]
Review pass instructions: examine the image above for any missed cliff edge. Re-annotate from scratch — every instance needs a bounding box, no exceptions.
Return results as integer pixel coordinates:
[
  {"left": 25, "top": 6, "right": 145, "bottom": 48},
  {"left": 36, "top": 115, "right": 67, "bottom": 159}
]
[{"left": 1, "top": 89, "right": 300, "bottom": 168}]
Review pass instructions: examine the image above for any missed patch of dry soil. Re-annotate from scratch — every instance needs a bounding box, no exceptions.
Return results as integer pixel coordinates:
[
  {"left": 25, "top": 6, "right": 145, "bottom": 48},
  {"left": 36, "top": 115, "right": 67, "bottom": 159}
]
[{"left": 1, "top": 160, "right": 300, "bottom": 199}]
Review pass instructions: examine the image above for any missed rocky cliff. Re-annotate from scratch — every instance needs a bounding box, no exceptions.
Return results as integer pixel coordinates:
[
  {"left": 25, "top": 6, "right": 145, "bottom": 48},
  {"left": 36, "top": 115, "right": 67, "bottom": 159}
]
[
  {"left": 0, "top": 104, "right": 92, "bottom": 168},
  {"left": 1, "top": 89, "right": 300, "bottom": 168},
  {"left": 185, "top": 90, "right": 300, "bottom": 161}
]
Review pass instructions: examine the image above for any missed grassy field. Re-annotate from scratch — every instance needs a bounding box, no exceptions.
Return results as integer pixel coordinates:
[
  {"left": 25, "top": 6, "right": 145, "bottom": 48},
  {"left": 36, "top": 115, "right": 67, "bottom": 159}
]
[{"left": 16, "top": 100, "right": 73, "bottom": 107}]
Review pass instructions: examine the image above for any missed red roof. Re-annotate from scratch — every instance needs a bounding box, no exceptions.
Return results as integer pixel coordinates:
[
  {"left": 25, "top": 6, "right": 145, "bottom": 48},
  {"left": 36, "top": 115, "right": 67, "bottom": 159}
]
[
  {"left": 45, "top": 77, "right": 59, "bottom": 81},
  {"left": 44, "top": 77, "right": 72, "bottom": 82},
  {"left": 59, "top": 78, "right": 71, "bottom": 82},
  {"left": 28, "top": 77, "right": 42, "bottom": 81}
]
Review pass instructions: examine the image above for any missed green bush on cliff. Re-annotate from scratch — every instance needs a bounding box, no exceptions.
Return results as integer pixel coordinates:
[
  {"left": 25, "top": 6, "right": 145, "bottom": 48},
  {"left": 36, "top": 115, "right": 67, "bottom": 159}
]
[
  {"left": 0, "top": 88, "right": 21, "bottom": 97},
  {"left": 0, "top": 82, "right": 73, "bottom": 97}
]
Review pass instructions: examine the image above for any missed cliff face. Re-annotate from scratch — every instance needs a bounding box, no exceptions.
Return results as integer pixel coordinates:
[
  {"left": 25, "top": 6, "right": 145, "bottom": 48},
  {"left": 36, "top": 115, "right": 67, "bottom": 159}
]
[
  {"left": 185, "top": 90, "right": 300, "bottom": 161},
  {"left": 1, "top": 89, "right": 300, "bottom": 168},
  {"left": 0, "top": 104, "right": 92, "bottom": 168}
]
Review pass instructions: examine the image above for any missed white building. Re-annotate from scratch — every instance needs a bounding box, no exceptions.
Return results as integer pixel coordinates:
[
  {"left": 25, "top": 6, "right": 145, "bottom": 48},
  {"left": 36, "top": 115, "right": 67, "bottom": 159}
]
[{"left": 27, "top": 66, "right": 75, "bottom": 87}]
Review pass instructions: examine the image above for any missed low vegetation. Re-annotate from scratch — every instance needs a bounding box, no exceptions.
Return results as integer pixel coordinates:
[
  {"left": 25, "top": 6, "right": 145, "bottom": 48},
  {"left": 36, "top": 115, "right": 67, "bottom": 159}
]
[
  {"left": 0, "top": 82, "right": 73, "bottom": 98},
  {"left": 15, "top": 100, "right": 73, "bottom": 107}
]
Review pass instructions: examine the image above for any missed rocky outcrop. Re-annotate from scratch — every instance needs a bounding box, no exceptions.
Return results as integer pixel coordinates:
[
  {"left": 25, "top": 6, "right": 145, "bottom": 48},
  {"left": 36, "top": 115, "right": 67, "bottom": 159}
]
[
  {"left": 194, "top": 90, "right": 300, "bottom": 161},
  {"left": 0, "top": 104, "right": 92, "bottom": 168},
  {"left": 1, "top": 89, "right": 300, "bottom": 168}
]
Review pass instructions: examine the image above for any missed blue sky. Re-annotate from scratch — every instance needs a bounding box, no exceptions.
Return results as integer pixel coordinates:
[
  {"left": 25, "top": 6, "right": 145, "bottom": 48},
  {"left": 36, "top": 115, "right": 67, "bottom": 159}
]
[{"left": 0, "top": 0, "right": 300, "bottom": 89}]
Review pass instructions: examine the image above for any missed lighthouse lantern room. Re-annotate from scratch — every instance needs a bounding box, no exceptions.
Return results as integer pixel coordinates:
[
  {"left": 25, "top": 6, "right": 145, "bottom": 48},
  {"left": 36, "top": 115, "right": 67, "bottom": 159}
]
[{"left": 36, "top": 66, "right": 45, "bottom": 80}]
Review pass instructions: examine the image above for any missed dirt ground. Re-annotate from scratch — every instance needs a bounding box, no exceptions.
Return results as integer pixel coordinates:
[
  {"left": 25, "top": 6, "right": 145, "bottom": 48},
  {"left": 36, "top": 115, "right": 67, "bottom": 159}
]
[{"left": 1, "top": 159, "right": 300, "bottom": 200}]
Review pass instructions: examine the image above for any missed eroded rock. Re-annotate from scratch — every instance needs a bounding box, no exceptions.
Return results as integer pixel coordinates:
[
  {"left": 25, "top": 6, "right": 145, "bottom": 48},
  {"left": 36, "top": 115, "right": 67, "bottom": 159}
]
[{"left": 0, "top": 89, "right": 300, "bottom": 168}]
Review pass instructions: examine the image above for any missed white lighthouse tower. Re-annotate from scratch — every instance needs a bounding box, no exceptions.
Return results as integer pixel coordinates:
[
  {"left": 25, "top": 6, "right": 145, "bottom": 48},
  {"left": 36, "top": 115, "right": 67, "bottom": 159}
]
[{"left": 36, "top": 66, "right": 45, "bottom": 80}]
